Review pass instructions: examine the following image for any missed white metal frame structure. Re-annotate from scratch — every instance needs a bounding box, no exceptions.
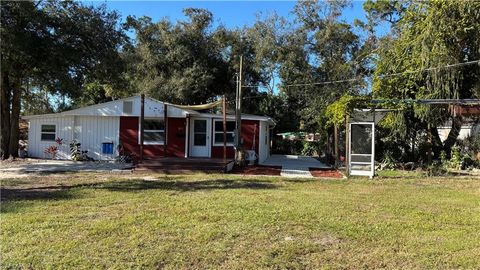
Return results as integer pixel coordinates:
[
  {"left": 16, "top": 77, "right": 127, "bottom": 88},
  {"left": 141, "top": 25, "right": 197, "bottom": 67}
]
[{"left": 348, "top": 122, "right": 375, "bottom": 178}]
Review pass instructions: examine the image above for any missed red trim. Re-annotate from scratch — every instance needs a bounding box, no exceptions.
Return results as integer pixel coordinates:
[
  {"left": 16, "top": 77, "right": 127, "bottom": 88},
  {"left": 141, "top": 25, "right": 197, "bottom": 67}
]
[
  {"left": 120, "top": 116, "right": 261, "bottom": 160},
  {"left": 119, "top": 116, "right": 186, "bottom": 160},
  {"left": 211, "top": 119, "right": 260, "bottom": 159}
]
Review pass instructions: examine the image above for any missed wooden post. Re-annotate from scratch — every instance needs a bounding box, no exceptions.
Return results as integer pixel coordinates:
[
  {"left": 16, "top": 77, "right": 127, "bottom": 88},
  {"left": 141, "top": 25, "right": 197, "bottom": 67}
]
[
  {"left": 164, "top": 103, "right": 168, "bottom": 156},
  {"left": 140, "top": 94, "right": 145, "bottom": 163},
  {"left": 222, "top": 95, "right": 227, "bottom": 161}
]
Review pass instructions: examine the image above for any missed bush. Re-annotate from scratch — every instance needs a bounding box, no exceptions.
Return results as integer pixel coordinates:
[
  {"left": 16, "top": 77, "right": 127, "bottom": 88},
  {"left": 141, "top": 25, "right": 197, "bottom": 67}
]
[
  {"left": 301, "top": 141, "right": 321, "bottom": 156},
  {"left": 272, "top": 138, "right": 303, "bottom": 155},
  {"left": 449, "top": 145, "right": 462, "bottom": 170},
  {"left": 426, "top": 161, "right": 448, "bottom": 176},
  {"left": 272, "top": 138, "right": 321, "bottom": 156},
  {"left": 69, "top": 140, "right": 93, "bottom": 161},
  {"left": 380, "top": 151, "right": 397, "bottom": 170}
]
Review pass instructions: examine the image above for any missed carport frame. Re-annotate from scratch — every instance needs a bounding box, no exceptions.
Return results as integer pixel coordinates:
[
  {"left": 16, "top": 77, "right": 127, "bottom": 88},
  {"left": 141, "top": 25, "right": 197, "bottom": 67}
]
[{"left": 344, "top": 99, "right": 480, "bottom": 178}]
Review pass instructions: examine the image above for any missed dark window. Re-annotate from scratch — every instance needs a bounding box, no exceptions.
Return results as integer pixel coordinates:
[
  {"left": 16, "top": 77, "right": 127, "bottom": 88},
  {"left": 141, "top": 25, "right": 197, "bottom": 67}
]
[
  {"left": 214, "top": 121, "right": 235, "bottom": 132},
  {"left": 213, "top": 120, "right": 235, "bottom": 145},
  {"left": 214, "top": 133, "right": 234, "bottom": 144},
  {"left": 194, "top": 134, "right": 207, "bottom": 146},
  {"left": 142, "top": 119, "right": 165, "bottom": 144},
  {"left": 41, "top": 125, "right": 56, "bottom": 141},
  {"left": 144, "top": 132, "right": 165, "bottom": 142},
  {"left": 144, "top": 119, "right": 165, "bottom": 130},
  {"left": 194, "top": 120, "right": 206, "bottom": 133}
]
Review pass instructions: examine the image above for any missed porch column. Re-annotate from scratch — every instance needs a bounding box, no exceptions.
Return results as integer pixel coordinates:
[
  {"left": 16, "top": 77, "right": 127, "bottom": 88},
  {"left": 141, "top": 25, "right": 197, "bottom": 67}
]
[
  {"left": 164, "top": 103, "right": 168, "bottom": 156},
  {"left": 185, "top": 114, "right": 190, "bottom": 158}
]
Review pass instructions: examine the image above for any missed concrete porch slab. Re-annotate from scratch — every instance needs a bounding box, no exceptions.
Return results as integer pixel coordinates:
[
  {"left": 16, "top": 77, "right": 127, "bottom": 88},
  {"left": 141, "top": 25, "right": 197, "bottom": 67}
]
[{"left": 261, "top": 155, "right": 330, "bottom": 178}]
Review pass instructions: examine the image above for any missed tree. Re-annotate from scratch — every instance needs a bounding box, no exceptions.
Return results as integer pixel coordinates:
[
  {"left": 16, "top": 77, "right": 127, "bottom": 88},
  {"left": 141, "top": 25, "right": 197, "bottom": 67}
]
[
  {"left": 125, "top": 9, "right": 237, "bottom": 105},
  {"left": 368, "top": 0, "right": 480, "bottom": 157},
  {"left": 0, "top": 1, "right": 126, "bottom": 159},
  {"left": 275, "top": 0, "right": 362, "bottom": 134}
]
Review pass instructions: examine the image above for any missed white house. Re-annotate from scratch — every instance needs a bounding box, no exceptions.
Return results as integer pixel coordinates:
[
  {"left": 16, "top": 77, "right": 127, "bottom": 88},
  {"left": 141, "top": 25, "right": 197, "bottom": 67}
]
[{"left": 23, "top": 96, "right": 274, "bottom": 163}]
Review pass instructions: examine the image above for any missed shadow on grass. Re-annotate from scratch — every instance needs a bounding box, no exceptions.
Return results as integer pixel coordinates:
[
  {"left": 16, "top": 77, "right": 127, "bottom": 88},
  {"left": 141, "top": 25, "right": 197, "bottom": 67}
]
[
  {"left": 283, "top": 178, "right": 318, "bottom": 183},
  {"left": 0, "top": 178, "right": 277, "bottom": 205},
  {"left": 93, "top": 178, "right": 278, "bottom": 192},
  {"left": 0, "top": 187, "right": 78, "bottom": 203}
]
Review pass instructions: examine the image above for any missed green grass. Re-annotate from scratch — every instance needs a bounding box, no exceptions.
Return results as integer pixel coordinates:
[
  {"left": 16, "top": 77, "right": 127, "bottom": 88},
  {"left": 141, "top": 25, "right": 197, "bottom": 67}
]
[{"left": 1, "top": 173, "right": 479, "bottom": 269}]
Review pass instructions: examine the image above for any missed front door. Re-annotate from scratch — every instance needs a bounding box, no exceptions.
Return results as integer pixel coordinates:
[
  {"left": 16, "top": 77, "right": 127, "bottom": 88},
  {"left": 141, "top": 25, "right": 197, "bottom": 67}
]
[{"left": 190, "top": 118, "right": 211, "bottom": 157}]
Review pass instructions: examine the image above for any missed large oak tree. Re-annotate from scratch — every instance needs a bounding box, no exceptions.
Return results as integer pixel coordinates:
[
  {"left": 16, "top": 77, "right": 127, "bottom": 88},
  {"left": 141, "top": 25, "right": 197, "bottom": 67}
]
[{"left": 0, "top": 0, "right": 126, "bottom": 159}]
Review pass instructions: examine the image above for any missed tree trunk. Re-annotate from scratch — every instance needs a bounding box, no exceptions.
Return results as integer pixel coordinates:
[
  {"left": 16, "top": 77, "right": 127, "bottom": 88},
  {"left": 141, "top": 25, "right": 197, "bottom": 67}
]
[
  {"left": 442, "top": 115, "right": 463, "bottom": 156},
  {"left": 429, "top": 126, "right": 444, "bottom": 160},
  {"left": 0, "top": 71, "right": 11, "bottom": 160},
  {"left": 9, "top": 78, "right": 21, "bottom": 158}
]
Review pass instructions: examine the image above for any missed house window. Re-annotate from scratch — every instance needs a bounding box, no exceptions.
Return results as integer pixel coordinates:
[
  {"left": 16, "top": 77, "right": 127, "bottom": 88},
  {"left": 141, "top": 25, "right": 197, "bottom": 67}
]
[
  {"left": 213, "top": 120, "right": 235, "bottom": 146},
  {"left": 41, "top": 124, "right": 56, "bottom": 141},
  {"left": 140, "top": 118, "right": 165, "bottom": 144}
]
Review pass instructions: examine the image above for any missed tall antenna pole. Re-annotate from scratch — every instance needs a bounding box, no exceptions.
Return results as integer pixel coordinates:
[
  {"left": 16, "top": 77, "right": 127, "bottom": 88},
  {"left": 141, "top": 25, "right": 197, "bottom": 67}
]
[
  {"left": 140, "top": 93, "right": 145, "bottom": 163},
  {"left": 235, "top": 55, "right": 243, "bottom": 149}
]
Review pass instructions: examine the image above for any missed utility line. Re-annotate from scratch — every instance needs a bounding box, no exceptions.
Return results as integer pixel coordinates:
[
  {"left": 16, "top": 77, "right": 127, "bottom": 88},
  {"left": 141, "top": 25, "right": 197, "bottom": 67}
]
[
  {"left": 379, "top": 59, "right": 480, "bottom": 78},
  {"left": 262, "top": 59, "right": 480, "bottom": 88}
]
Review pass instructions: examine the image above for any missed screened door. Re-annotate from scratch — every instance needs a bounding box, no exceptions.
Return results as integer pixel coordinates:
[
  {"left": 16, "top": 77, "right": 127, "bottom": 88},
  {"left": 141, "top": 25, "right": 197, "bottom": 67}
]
[{"left": 349, "top": 122, "right": 375, "bottom": 177}]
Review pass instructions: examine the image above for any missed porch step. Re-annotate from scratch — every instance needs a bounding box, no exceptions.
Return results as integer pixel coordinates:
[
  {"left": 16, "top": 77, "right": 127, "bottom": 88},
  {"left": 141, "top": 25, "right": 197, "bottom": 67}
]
[
  {"left": 135, "top": 167, "right": 225, "bottom": 173},
  {"left": 134, "top": 158, "right": 234, "bottom": 173}
]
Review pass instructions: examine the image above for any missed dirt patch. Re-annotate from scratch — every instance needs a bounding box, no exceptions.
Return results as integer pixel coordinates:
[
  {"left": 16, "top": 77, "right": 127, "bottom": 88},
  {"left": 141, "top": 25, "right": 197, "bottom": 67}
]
[
  {"left": 231, "top": 165, "right": 282, "bottom": 176},
  {"left": 309, "top": 168, "right": 343, "bottom": 178}
]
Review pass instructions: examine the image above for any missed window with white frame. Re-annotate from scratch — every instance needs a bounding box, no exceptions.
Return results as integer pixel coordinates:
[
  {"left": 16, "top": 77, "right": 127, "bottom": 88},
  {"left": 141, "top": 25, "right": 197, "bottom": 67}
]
[
  {"left": 213, "top": 120, "right": 235, "bottom": 146},
  {"left": 41, "top": 124, "right": 56, "bottom": 141},
  {"left": 140, "top": 119, "right": 165, "bottom": 144}
]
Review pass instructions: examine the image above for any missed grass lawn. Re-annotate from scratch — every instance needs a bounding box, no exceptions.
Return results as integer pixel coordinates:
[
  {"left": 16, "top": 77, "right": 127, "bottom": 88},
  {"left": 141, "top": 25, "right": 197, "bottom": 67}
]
[{"left": 1, "top": 172, "right": 479, "bottom": 269}]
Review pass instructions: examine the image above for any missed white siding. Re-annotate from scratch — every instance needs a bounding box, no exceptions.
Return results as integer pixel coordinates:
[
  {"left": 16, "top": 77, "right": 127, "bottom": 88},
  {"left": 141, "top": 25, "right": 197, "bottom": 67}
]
[
  {"left": 27, "top": 115, "right": 119, "bottom": 160},
  {"left": 59, "top": 96, "right": 190, "bottom": 118},
  {"left": 438, "top": 122, "right": 480, "bottom": 142},
  {"left": 258, "top": 121, "right": 270, "bottom": 163},
  {"left": 27, "top": 116, "right": 74, "bottom": 159},
  {"left": 73, "top": 116, "right": 120, "bottom": 160}
]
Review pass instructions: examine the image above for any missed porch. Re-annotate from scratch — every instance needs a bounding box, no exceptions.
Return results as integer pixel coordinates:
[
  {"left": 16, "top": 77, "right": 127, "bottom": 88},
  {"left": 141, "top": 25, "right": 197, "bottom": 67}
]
[{"left": 135, "top": 157, "right": 235, "bottom": 173}]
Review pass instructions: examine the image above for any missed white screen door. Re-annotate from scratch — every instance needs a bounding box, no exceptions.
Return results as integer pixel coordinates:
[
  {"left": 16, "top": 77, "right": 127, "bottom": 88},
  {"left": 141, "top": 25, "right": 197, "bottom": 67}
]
[
  {"left": 190, "top": 118, "right": 211, "bottom": 157},
  {"left": 349, "top": 122, "right": 375, "bottom": 178}
]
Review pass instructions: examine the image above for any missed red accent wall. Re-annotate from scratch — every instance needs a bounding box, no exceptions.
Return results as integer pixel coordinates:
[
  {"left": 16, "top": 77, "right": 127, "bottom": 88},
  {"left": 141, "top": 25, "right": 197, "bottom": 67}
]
[
  {"left": 119, "top": 117, "right": 186, "bottom": 160},
  {"left": 211, "top": 120, "right": 260, "bottom": 159}
]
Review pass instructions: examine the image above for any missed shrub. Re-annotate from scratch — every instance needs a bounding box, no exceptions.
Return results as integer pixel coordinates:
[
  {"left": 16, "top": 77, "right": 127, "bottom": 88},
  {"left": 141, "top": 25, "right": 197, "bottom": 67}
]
[
  {"left": 69, "top": 140, "right": 93, "bottom": 161},
  {"left": 426, "top": 161, "right": 448, "bottom": 176},
  {"left": 380, "top": 151, "right": 397, "bottom": 170},
  {"left": 272, "top": 138, "right": 303, "bottom": 155},
  {"left": 301, "top": 141, "right": 321, "bottom": 156},
  {"left": 449, "top": 145, "right": 462, "bottom": 170}
]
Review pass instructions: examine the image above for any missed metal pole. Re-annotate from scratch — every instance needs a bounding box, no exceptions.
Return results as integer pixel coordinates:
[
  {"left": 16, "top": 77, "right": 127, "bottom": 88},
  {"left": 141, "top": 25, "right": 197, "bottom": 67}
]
[
  {"left": 140, "top": 94, "right": 145, "bottom": 163},
  {"left": 235, "top": 56, "right": 243, "bottom": 149},
  {"left": 222, "top": 95, "right": 227, "bottom": 161},
  {"left": 164, "top": 103, "right": 168, "bottom": 156}
]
